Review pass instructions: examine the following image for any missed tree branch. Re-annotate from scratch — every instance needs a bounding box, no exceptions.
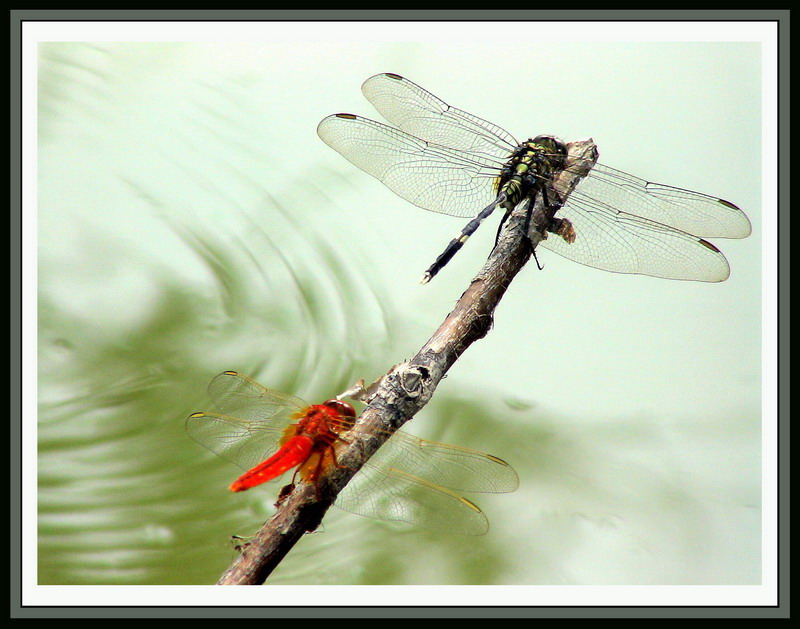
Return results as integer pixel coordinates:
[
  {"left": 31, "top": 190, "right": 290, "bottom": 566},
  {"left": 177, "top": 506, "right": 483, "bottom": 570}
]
[{"left": 216, "top": 138, "right": 598, "bottom": 585}]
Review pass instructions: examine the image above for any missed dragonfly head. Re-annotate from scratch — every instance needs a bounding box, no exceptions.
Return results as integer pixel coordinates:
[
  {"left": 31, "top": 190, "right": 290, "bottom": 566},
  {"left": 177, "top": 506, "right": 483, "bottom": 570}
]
[
  {"left": 532, "top": 134, "right": 568, "bottom": 170},
  {"left": 322, "top": 399, "right": 357, "bottom": 418}
]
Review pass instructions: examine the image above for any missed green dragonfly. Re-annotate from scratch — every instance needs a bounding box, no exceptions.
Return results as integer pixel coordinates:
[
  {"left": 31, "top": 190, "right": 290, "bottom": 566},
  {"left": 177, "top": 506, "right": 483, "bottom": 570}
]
[{"left": 318, "top": 73, "right": 751, "bottom": 283}]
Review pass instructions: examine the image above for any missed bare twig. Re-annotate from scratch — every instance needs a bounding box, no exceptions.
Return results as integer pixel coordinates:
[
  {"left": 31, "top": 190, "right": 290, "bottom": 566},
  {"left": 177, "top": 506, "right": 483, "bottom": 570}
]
[{"left": 216, "top": 138, "right": 598, "bottom": 585}]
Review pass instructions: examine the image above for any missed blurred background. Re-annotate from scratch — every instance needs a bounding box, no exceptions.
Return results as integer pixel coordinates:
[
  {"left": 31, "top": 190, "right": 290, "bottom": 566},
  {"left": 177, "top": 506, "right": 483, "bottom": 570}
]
[{"left": 33, "top": 25, "right": 763, "bottom": 590}]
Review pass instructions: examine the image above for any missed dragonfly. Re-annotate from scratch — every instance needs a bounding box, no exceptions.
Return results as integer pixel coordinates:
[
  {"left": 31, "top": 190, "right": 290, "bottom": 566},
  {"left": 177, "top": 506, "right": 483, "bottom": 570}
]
[
  {"left": 186, "top": 371, "right": 519, "bottom": 535},
  {"left": 317, "top": 72, "right": 752, "bottom": 283}
]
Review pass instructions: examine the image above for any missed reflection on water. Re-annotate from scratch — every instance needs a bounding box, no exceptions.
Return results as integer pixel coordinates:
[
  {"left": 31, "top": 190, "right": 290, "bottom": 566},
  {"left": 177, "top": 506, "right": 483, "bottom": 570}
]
[
  {"left": 37, "top": 230, "right": 390, "bottom": 584},
  {"left": 37, "top": 43, "right": 530, "bottom": 587},
  {"left": 37, "top": 42, "right": 401, "bottom": 584}
]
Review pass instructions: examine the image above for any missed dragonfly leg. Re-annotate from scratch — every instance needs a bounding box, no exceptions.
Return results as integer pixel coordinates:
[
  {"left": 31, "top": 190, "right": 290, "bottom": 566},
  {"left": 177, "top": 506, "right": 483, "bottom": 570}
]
[
  {"left": 290, "top": 467, "right": 303, "bottom": 486},
  {"left": 531, "top": 248, "right": 544, "bottom": 270},
  {"left": 521, "top": 193, "right": 540, "bottom": 246},
  {"left": 305, "top": 453, "right": 327, "bottom": 501},
  {"left": 300, "top": 440, "right": 355, "bottom": 501},
  {"left": 327, "top": 442, "right": 356, "bottom": 473},
  {"left": 522, "top": 199, "right": 546, "bottom": 271},
  {"left": 535, "top": 186, "right": 575, "bottom": 244},
  {"left": 494, "top": 209, "right": 510, "bottom": 247}
]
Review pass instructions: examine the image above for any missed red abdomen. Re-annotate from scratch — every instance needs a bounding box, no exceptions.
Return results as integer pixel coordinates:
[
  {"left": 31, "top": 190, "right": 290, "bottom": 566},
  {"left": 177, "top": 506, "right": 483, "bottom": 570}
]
[{"left": 229, "top": 435, "right": 314, "bottom": 492}]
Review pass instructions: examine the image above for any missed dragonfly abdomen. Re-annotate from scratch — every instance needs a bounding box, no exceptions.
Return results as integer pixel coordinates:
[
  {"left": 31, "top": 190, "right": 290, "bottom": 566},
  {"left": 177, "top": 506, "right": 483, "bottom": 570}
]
[{"left": 229, "top": 435, "right": 314, "bottom": 492}]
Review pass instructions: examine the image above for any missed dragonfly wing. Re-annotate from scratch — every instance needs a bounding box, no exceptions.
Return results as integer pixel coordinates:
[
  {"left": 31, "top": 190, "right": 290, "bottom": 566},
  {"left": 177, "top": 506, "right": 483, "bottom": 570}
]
[
  {"left": 335, "top": 464, "right": 491, "bottom": 535},
  {"left": 333, "top": 430, "right": 519, "bottom": 535},
  {"left": 206, "top": 371, "right": 306, "bottom": 421},
  {"left": 578, "top": 163, "right": 752, "bottom": 238},
  {"left": 185, "top": 411, "right": 289, "bottom": 472},
  {"left": 370, "top": 430, "right": 519, "bottom": 494},
  {"left": 187, "top": 371, "right": 306, "bottom": 471},
  {"left": 541, "top": 184, "right": 735, "bottom": 282},
  {"left": 361, "top": 72, "right": 519, "bottom": 161},
  {"left": 317, "top": 113, "right": 502, "bottom": 219}
]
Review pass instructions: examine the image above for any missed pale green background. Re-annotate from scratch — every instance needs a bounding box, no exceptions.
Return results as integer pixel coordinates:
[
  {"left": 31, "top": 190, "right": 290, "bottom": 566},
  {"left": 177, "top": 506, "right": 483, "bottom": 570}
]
[{"left": 36, "top": 27, "right": 762, "bottom": 590}]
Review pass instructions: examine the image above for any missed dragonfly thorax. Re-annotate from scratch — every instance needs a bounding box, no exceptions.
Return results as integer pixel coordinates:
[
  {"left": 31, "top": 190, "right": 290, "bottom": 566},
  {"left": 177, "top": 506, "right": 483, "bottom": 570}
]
[
  {"left": 497, "top": 136, "right": 568, "bottom": 207},
  {"left": 294, "top": 401, "right": 355, "bottom": 444},
  {"left": 290, "top": 399, "right": 356, "bottom": 437}
]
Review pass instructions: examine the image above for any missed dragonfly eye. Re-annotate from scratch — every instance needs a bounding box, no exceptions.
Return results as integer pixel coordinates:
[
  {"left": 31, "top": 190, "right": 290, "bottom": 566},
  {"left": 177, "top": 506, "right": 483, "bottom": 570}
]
[
  {"left": 323, "top": 399, "right": 357, "bottom": 418},
  {"left": 532, "top": 135, "right": 568, "bottom": 166}
]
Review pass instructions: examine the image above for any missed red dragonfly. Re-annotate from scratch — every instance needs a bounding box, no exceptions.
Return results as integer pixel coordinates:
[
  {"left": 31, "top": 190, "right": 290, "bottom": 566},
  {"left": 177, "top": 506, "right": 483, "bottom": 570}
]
[{"left": 186, "top": 371, "right": 519, "bottom": 535}]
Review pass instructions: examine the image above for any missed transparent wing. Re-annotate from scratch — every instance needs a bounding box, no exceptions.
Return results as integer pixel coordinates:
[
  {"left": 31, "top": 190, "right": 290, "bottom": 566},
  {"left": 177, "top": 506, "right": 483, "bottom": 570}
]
[
  {"left": 187, "top": 372, "right": 519, "bottom": 533},
  {"left": 570, "top": 162, "right": 752, "bottom": 239},
  {"left": 336, "top": 465, "right": 492, "bottom": 535},
  {"left": 207, "top": 370, "right": 306, "bottom": 421},
  {"left": 369, "top": 431, "right": 519, "bottom": 494},
  {"left": 361, "top": 72, "right": 519, "bottom": 161},
  {"left": 538, "top": 165, "right": 742, "bottom": 281},
  {"left": 317, "top": 113, "right": 502, "bottom": 219},
  {"left": 334, "top": 429, "right": 519, "bottom": 535},
  {"left": 540, "top": 204, "right": 732, "bottom": 282},
  {"left": 359, "top": 72, "right": 752, "bottom": 272},
  {"left": 186, "top": 371, "right": 307, "bottom": 471},
  {"left": 185, "top": 411, "right": 290, "bottom": 472}
]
